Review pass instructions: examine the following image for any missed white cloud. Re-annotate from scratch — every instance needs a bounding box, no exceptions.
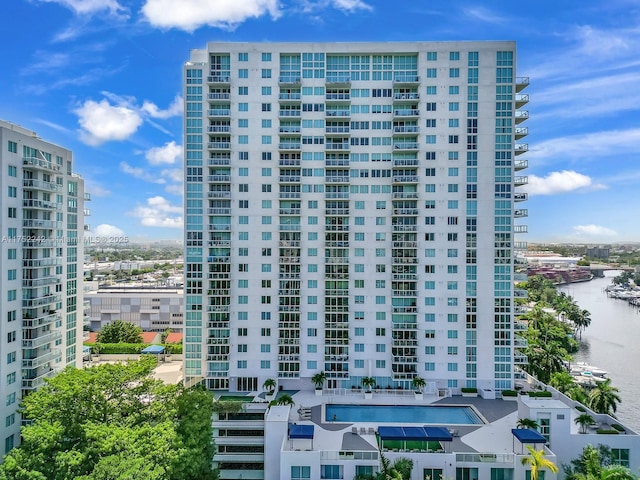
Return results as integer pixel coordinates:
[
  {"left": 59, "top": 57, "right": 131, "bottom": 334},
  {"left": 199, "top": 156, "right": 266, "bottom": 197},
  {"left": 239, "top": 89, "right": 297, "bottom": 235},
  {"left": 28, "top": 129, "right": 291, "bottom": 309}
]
[
  {"left": 160, "top": 168, "right": 183, "bottom": 183},
  {"left": 35, "top": 0, "right": 127, "bottom": 16},
  {"left": 164, "top": 183, "right": 184, "bottom": 196},
  {"left": 527, "top": 128, "right": 640, "bottom": 164},
  {"left": 127, "top": 196, "right": 183, "bottom": 228},
  {"left": 119, "top": 161, "right": 166, "bottom": 184},
  {"left": 145, "top": 141, "right": 182, "bottom": 165},
  {"left": 141, "top": 94, "right": 183, "bottom": 119},
  {"left": 572, "top": 224, "right": 618, "bottom": 238},
  {"left": 525, "top": 170, "right": 604, "bottom": 196},
  {"left": 75, "top": 99, "right": 142, "bottom": 145},
  {"left": 463, "top": 6, "right": 508, "bottom": 24},
  {"left": 331, "top": 0, "right": 372, "bottom": 12},
  {"left": 141, "top": 0, "right": 280, "bottom": 31},
  {"left": 91, "top": 224, "right": 126, "bottom": 237},
  {"left": 74, "top": 92, "right": 182, "bottom": 145}
]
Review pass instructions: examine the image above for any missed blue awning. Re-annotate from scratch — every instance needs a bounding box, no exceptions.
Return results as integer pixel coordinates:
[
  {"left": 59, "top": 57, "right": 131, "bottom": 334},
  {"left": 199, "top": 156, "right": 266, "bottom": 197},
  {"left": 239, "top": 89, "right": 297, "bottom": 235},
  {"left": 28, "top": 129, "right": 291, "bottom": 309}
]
[
  {"left": 511, "top": 428, "right": 546, "bottom": 443},
  {"left": 290, "top": 424, "right": 314, "bottom": 439},
  {"left": 141, "top": 345, "right": 165, "bottom": 354},
  {"left": 424, "top": 426, "right": 453, "bottom": 442},
  {"left": 378, "top": 426, "right": 410, "bottom": 441}
]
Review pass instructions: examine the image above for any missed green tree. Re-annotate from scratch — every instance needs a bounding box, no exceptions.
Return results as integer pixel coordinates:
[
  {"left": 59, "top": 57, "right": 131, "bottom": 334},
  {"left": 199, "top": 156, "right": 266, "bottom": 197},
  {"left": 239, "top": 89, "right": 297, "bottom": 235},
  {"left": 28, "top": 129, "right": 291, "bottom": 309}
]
[
  {"left": 270, "top": 393, "right": 295, "bottom": 407},
  {"left": 565, "top": 444, "right": 636, "bottom": 480},
  {"left": 361, "top": 376, "right": 376, "bottom": 392},
  {"left": 574, "top": 413, "right": 596, "bottom": 434},
  {"left": 311, "top": 371, "right": 326, "bottom": 390},
  {"left": 588, "top": 378, "right": 621, "bottom": 417},
  {"left": 521, "top": 445, "right": 559, "bottom": 480},
  {"left": 376, "top": 453, "right": 413, "bottom": 480},
  {"left": 517, "top": 418, "right": 539, "bottom": 429},
  {"left": 263, "top": 378, "right": 276, "bottom": 393},
  {"left": 411, "top": 376, "right": 426, "bottom": 393},
  {"left": 549, "top": 371, "right": 577, "bottom": 394},
  {"left": 0, "top": 359, "right": 217, "bottom": 480},
  {"left": 96, "top": 320, "right": 143, "bottom": 343}
]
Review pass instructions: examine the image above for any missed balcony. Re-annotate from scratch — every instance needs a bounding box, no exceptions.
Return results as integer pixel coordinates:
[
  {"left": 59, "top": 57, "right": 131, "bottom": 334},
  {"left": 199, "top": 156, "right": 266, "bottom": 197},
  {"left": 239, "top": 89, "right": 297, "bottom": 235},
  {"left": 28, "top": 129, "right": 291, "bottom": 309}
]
[
  {"left": 23, "top": 179, "right": 61, "bottom": 192},
  {"left": 22, "top": 348, "right": 60, "bottom": 369},
  {"left": 23, "top": 258, "right": 62, "bottom": 268},
  {"left": 208, "top": 174, "right": 231, "bottom": 183},
  {"left": 325, "top": 176, "right": 350, "bottom": 183},
  {"left": 393, "top": 208, "right": 418, "bottom": 216},
  {"left": 514, "top": 241, "right": 528, "bottom": 249},
  {"left": 23, "top": 219, "right": 61, "bottom": 229},
  {"left": 208, "top": 224, "right": 231, "bottom": 232},
  {"left": 325, "top": 143, "right": 350, "bottom": 151},
  {"left": 514, "top": 159, "right": 528, "bottom": 171},
  {"left": 207, "top": 191, "right": 231, "bottom": 198},
  {"left": 279, "top": 191, "right": 301, "bottom": 199},
  {"left": 23, "top": 199, "right": 61, "bottom": 210},
  {"left": 515, "top": 127, "right": 528, "bottom": 139},
  {"left": 516, "top": 94, "right": 529, "bottom": 108},
  {"left": 393, "top": 109, "right": 420, "bottom": 117},
  {"left": 393, "top": 74, "right": 420, "bottom": 85},
  {"left": 515, "top": 110, "right": 529, "bottom": 124},
  {"left": 208, "top": 158, "right": 230, "bottom": 166},
  {"left": 278, "top": 143, "right": 301, "bottom": 151},
  {"left": 278, "top": 76, "right": 301, "bottom": 85},
  {"left": 279, "top": 158, "right": 301, "bottom": 167},
  {"left": 325, "top": 110, "right": 350, "bottom": 118},
  {"left": 514, "top": 225, "right": 528, "bottom": 234},
  {"left": 207, "top": 126, "right": 230, "bottom": 133},
  {"left": 514, "top": 176, "right": 528, "bottom": 186},
  {"left": 393, "top": 142, "right": 419, "bottom": 151},
  {"left": 278, "top": 109, "right": 301, "bottom": 118},
  {"left": 393, "top": 159, "right": 418, "bottom": 167},
  {"left": 207, "top": 92, "right": 230, "bottom": 101},
  {"left": 279, "top": 175, "right": 301, "bottom": 183},
  {"left": 279, "top": 208, "right": 300, "bottom": 215},
  {"left": 207, "top": 109, "right": 231, "bottom": 117},
  {"left": 278, "top": 93, "right": 302, "bottom": 101},
  {"left": 22, "top": 329, "right": 62, "bottom": 349},
  {"left": 325, "top": 76, "right": 351, "bottom": 86},
  {"left": 22, "top": 312, "right": 60, "bottom": 329},
  {"left": 207, "top": 75, "right": 230, "bottom": 84},
  {"left": 392, "top": 192, "right": 418, "bottom": 199},
  {"left": 516, "top": 77, "right": 530, "bottom": 92},
  {"left": 393, "top": 125, "right": 419, "bottom": 134},
  {"left": 22, "top": 368, "right": 58, "bottom": 390},
  {"left": 22, "top": 293, "right": 62, "bottom": 308},
  {"left": 515, "top": 144, "right": 528, "bottom": 155},
  {"left": 22, "top": 276, "right": 60, "bottom": 288},
  {"left": 23, "top": 157, "right": 61, "bottom": 172},
  {"left": 393, "top": 92, "right": 420, "bottom": 102},
  {"left": 207, "top": 142, "right": 231, "bottom": 150},
  {"left": 207, "top": 208, "right": 231, "bottom": 215},
  {"left": 514, "top": 288, "right": 528, "bottom": 299},
  {"left": 514, "top": 353, "right": 528, "bottom": 364},
  {"left": 514, "top": 209, "right": 528, "bottom": 218},
  {"left": 325, "top": 208, "right": 349, "bottom": 215},
  {"left": 279, "top": 126, "right": 301, "bottom": 134},
  {"left": 392, "top": 175, "right": 419, "bottom": 183},
  {"left": 514, "top": 192, "right": 528, "bottom": 202},
  {"left": 325, "top": 93, "right": 351, "bottom": 102},
  {"left": 325, "top": 126, "right": 350, "bottom": 135}
]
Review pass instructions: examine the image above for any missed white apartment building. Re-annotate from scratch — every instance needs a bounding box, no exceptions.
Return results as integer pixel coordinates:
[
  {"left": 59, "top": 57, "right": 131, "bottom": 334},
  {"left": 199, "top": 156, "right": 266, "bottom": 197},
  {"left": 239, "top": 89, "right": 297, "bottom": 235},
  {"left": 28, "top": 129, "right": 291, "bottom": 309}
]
[
  {"left": 0, "top": 120, "right": 87, "bottom": 455},
  {"left": 183, "top": 41, "right": 529, "bottom": 394}
]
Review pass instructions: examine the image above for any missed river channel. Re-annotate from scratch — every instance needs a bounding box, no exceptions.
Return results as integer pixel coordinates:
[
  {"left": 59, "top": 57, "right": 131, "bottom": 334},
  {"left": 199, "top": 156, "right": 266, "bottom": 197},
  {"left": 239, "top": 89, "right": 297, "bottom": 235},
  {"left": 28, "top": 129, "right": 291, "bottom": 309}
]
[{"left": 559, "top": 272, "right": 640, "bottom": 432}]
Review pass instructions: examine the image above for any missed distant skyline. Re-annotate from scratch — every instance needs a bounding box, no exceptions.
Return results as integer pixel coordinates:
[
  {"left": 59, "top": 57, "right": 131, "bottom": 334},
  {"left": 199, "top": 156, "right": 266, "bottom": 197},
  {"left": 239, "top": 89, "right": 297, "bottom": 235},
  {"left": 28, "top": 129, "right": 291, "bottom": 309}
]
[{"left": 2, "top": 0, "right": 639, "bottom": 243}]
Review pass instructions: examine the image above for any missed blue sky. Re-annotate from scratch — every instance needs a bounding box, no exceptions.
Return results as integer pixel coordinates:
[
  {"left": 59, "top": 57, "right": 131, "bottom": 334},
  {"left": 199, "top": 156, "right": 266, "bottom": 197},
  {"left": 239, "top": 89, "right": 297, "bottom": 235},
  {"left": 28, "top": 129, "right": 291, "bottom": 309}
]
[{"left": 2, "top": 0, "right": 639, "bottom": 243}]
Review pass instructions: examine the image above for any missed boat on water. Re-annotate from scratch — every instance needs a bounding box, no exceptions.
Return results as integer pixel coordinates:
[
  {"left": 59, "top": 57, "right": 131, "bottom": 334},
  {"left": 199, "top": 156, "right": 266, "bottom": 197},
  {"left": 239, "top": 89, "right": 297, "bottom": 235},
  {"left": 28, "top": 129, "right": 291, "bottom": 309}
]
[{"left": 569, "top": 361, "right": 608, "bottom": 378}]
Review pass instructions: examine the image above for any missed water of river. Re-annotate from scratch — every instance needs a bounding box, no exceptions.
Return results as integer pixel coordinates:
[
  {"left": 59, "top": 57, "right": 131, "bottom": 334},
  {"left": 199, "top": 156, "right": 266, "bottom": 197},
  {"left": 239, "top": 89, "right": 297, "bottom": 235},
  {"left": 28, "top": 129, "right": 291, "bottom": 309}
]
[{"left": 558, "top": 272, "right": 640, "bottom": 432}]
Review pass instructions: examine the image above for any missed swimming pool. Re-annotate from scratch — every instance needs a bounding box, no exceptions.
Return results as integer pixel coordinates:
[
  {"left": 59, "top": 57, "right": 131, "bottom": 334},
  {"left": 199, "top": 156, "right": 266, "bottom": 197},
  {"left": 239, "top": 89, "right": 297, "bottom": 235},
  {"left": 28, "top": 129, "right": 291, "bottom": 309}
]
[{"left": 325, "top": 404, "right": 483, "bottom": 424}]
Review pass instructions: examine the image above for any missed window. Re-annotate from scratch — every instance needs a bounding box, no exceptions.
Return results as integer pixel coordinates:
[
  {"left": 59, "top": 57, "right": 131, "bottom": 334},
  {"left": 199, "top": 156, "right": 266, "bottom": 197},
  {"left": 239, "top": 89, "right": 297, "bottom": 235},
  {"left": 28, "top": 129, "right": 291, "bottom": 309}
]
[
  {"left": 320, "top": 465, "right": 343, "bottom": 479},
  {"left": 7, "top": 207, "right": 16, "bottom": 218},
  {"left": 291, "top": 466, "right": 311, "bottom": 479},
  {"left": 261, "top": 103, "right": 271, "bottom": 112},
  {"left": 238, "top": 68, "right": 248, "bottom": 78},
  {"left": 261, "top": 68, "right": 272, "bottom": 78},
  {"left": 7, "top": 141, "right": 17, "bottom": 153},
  {"left": 8, "top": 165, "right": 17, "bottom": 177},
  {"left": 238, "top": 52, "right": 248, "bottom": 61},
  {"left": 261, "top": 52, "right": 272, "bottom": 61},
  {"left": 611, "top": 449, "right": 630, "bottom": 467},
  {"left": 7, "top": 186, "right": 16, "bottom": 197}
]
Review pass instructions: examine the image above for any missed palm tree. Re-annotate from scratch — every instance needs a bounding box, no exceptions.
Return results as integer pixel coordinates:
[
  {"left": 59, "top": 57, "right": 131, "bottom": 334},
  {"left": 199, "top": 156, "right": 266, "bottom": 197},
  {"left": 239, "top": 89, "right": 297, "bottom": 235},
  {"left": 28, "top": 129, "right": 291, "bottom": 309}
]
[
  {"left": 549, "top": 371, "right": 576, "bottom": 394},
  {"left": 311, "top": 371, "right": 326, "bottom": 390},
  {"left": 377, "top": 453, "right": 412, "bottom": 480},
  {"left": 588, "top": 378, "right": 621, "bottom": 417},
  {"left": 270, "top": 393, "right": 295, "bottom": 407},
  {"left": 262, "top": 378, "right": 276, "bottom": 394},
  {"left": 574, "top": 413, "right": 596, "bottom": 434},
  {"left": 521, "top": 445, "right": 559, "bottom": 480},
  {"left": 361, "top": 376, "right": 376, "bottom": 392},
  {"left": 517, "top": 418, "right": 538, "bottom": 429},
  {"left": 411, "top": 376, "right": 426, "bottom": 393},
  {"left": 600, "top": 465, "right": 636, "bottom": 480}
]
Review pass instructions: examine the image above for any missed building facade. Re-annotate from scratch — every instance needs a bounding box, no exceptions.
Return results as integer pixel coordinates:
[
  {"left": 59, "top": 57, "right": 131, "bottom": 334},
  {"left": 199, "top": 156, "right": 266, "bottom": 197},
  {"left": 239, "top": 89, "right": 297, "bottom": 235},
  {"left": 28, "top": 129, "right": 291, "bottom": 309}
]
[
  {"left": 183, "top": 42, "right": 529, "bottom": 394},
  {"left": 0, "top": 120, "right": 87, "bottom": 454},
  {"left": 86, "top": 285, "right": 184, "bottom": 332}
]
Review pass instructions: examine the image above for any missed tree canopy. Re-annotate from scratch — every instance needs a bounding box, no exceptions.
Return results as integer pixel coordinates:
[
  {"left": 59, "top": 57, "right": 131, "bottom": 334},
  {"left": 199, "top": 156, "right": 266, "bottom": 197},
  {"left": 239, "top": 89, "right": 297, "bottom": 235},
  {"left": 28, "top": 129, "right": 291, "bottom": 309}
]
[
  {"left": 96, "top": 320, "right": 143, "bottom": 344},
  {"left": 0, "top": 357, "right": 217, "bottom": 480}
]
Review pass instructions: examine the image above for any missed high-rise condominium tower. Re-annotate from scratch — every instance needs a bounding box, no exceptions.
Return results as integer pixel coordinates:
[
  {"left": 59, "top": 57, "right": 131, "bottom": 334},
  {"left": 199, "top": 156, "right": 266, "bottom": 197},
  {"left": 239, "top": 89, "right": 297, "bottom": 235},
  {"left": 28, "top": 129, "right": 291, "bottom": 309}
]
[
  {"left": 0, "top": 120, "right": 87, "bottom": 454},
  {"left": 183, "top": 42, "right": 529, "bottom": 393}
]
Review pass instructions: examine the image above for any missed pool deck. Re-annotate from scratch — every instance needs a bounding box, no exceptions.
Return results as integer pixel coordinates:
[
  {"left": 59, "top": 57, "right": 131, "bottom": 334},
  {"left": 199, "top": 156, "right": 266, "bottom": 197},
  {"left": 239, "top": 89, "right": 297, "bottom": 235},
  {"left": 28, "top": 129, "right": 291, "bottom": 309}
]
[{"left": 286, "top": 389, "right": 519, "bottom": 453}]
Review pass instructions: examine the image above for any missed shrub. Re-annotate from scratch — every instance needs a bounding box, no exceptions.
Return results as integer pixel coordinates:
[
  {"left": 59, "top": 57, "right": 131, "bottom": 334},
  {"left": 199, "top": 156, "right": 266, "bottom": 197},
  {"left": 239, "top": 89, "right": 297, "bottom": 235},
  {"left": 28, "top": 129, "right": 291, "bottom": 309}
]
[
  {"left": 596, "top": 429, "right": 619, "bottom": 434},
  {"left": 84, "top": 342, "right": 182, "bottom": 354},
  {"left": 501, "top": 389, "right": 517, "bottom": 397},
  {"left": 529, "top": 391, "right": 552, "bottom": 398},
  {"left": 461, "top": 387, "right": 478, "bottom": 393},
  {"left": 575, "top": 405, "right": 586, "bottom": 413},
  {"left": 611, "top": 424, "right": 625, "bottom": 432}
]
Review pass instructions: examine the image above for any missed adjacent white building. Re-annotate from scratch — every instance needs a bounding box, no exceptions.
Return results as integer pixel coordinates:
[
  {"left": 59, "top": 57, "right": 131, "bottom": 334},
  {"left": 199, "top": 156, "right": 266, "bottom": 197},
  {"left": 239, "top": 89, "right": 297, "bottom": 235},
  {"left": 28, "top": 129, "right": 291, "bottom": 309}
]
[
  {"left": 0, "top": 120, "right": 87, "bottom": 454},
  {"left": 85, "top": 285, "right": 184, "bottom": 332},
  {"left": 183, "top": 41, "right": 530, "bottom": 395}
]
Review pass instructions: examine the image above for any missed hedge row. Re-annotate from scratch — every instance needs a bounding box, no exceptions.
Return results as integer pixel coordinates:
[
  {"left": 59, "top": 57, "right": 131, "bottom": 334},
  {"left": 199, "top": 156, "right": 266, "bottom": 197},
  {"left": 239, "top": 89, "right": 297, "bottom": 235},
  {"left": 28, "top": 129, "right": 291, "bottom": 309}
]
[{"left": 84, "top": 342, "right": 182, "bottom": 354}]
